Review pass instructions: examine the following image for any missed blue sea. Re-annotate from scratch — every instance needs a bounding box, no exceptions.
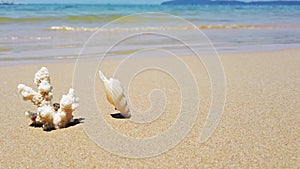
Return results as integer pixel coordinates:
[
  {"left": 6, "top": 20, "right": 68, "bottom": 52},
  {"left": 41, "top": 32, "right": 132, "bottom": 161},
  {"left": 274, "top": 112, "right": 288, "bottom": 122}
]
[{"left": 1, "top": 4, "right": 300, "bottom": 65}]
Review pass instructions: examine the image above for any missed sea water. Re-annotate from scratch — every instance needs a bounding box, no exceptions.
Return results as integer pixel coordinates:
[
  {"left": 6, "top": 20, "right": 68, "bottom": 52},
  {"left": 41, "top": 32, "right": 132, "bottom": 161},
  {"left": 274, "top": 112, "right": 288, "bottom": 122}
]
[{"left": 0, "top": 4, "right": 300, "bottom": 65}]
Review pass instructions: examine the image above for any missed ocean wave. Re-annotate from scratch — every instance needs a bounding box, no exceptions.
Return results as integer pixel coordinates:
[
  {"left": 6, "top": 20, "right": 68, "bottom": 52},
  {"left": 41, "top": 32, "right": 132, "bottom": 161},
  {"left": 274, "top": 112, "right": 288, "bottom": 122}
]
[
  {"left": 0, "top": 36, "right": 51, "bottom": 41},
  {"left": 48, "top": 24, "right": 294, "bottom": 32},
  {"left": 49, "top": 26, "right": 98, "bottom": 32}
]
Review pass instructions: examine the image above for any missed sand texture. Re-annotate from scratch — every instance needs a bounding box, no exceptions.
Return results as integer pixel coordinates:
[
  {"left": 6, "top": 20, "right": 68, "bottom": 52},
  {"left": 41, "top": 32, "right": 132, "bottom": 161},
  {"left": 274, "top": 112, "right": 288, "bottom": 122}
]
[{"left": 0, "top": 48, "right": 299, "bottom": 168}]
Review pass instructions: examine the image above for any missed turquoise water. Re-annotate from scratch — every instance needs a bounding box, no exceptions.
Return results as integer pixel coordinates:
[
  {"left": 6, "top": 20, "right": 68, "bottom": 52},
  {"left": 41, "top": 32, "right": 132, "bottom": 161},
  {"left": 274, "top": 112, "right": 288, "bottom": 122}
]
[{"left": 1, "top": 4, "right": 300, "bottom": 64}]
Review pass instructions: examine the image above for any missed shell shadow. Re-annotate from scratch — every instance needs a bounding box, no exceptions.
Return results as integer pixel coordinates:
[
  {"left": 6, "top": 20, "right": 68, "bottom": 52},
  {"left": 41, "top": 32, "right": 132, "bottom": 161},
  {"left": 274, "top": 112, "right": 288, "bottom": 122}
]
[{"left": 110, "top": 113, "right": 126, "bottom": 119}]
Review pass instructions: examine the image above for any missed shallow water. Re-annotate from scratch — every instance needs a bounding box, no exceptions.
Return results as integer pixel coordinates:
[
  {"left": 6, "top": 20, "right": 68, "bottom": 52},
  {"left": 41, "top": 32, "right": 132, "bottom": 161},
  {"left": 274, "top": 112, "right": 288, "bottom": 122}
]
[{"left": 0, "top": 4, "right": 300, "bottom": 65}]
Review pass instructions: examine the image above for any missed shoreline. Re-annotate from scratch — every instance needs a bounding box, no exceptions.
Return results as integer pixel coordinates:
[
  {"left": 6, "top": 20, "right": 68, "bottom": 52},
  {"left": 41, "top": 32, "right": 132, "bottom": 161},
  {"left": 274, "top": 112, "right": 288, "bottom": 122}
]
[{"left": 1, "top": 46, "right": 300, "bottom": 67}]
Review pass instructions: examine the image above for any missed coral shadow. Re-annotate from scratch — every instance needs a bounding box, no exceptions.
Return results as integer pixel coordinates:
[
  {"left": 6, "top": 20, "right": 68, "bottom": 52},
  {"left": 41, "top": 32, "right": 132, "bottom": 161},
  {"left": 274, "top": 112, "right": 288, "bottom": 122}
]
[
  {"left": 110, "top": 113, "right": 126, "bottom": 119},
  {"left": 66, "top": 117, "right": 85, "bottom": 127},
  {"left": 29, "top": 123, "right": 43, "bottom": 128},
  {"left": 29, "top": 117, "right": 85, "bottom": 131}
]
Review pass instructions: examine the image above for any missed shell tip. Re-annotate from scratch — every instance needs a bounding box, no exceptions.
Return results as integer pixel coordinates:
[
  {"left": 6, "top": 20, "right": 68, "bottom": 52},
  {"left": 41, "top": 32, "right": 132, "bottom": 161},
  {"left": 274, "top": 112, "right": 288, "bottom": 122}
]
[{"left": 98, "top": 70, "right": 108, "bottom": 82}]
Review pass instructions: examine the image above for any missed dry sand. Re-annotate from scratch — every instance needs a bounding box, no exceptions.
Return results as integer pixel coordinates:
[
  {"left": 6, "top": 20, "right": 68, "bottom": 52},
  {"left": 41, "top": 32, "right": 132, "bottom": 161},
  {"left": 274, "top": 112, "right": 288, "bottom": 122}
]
[{"left": 0, "top": 48, "right": 299, "bottom": 168}]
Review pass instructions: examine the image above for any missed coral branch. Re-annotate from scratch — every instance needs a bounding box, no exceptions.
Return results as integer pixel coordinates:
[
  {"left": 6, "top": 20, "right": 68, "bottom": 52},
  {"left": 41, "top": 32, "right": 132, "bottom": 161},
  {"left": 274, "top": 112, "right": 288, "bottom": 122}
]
[
  {"left": 18, "top": 84, "right": 39, "bottom": 103},
  {"left": 55, "top": 89, "right": 80, "bottom": 128}
]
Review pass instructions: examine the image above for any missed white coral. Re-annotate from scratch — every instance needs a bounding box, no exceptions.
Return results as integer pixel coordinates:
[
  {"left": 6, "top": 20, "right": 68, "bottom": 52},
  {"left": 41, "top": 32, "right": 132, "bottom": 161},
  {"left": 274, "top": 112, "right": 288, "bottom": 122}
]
[
  {"left": 34, "top": 67, "right": 51, "bottom": 86},
  {"left": 18, "top": 84, "right": 37, "bottom": 101},
  {"left": 38, "top": 80, "right": 52, "bottom": 93},
  {"left": 55, "top": 88, "right": 80, "bottom": 128},
  {"left": 17, "top": 67, "right": 79, "bottom": 131}
]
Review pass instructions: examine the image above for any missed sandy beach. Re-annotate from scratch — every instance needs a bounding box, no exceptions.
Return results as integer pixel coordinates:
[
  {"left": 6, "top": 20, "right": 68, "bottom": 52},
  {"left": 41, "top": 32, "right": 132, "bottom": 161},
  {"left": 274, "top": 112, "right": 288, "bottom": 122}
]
[{"left": 0, "top": 48, "right": 299, "bottom": 168}]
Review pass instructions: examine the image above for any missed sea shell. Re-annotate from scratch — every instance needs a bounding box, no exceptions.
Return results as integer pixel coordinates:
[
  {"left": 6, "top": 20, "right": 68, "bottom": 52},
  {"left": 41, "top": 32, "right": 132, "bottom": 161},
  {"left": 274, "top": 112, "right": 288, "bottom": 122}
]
[{"left": 98, "top": 71, "right": 131, "bottom": 118}]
